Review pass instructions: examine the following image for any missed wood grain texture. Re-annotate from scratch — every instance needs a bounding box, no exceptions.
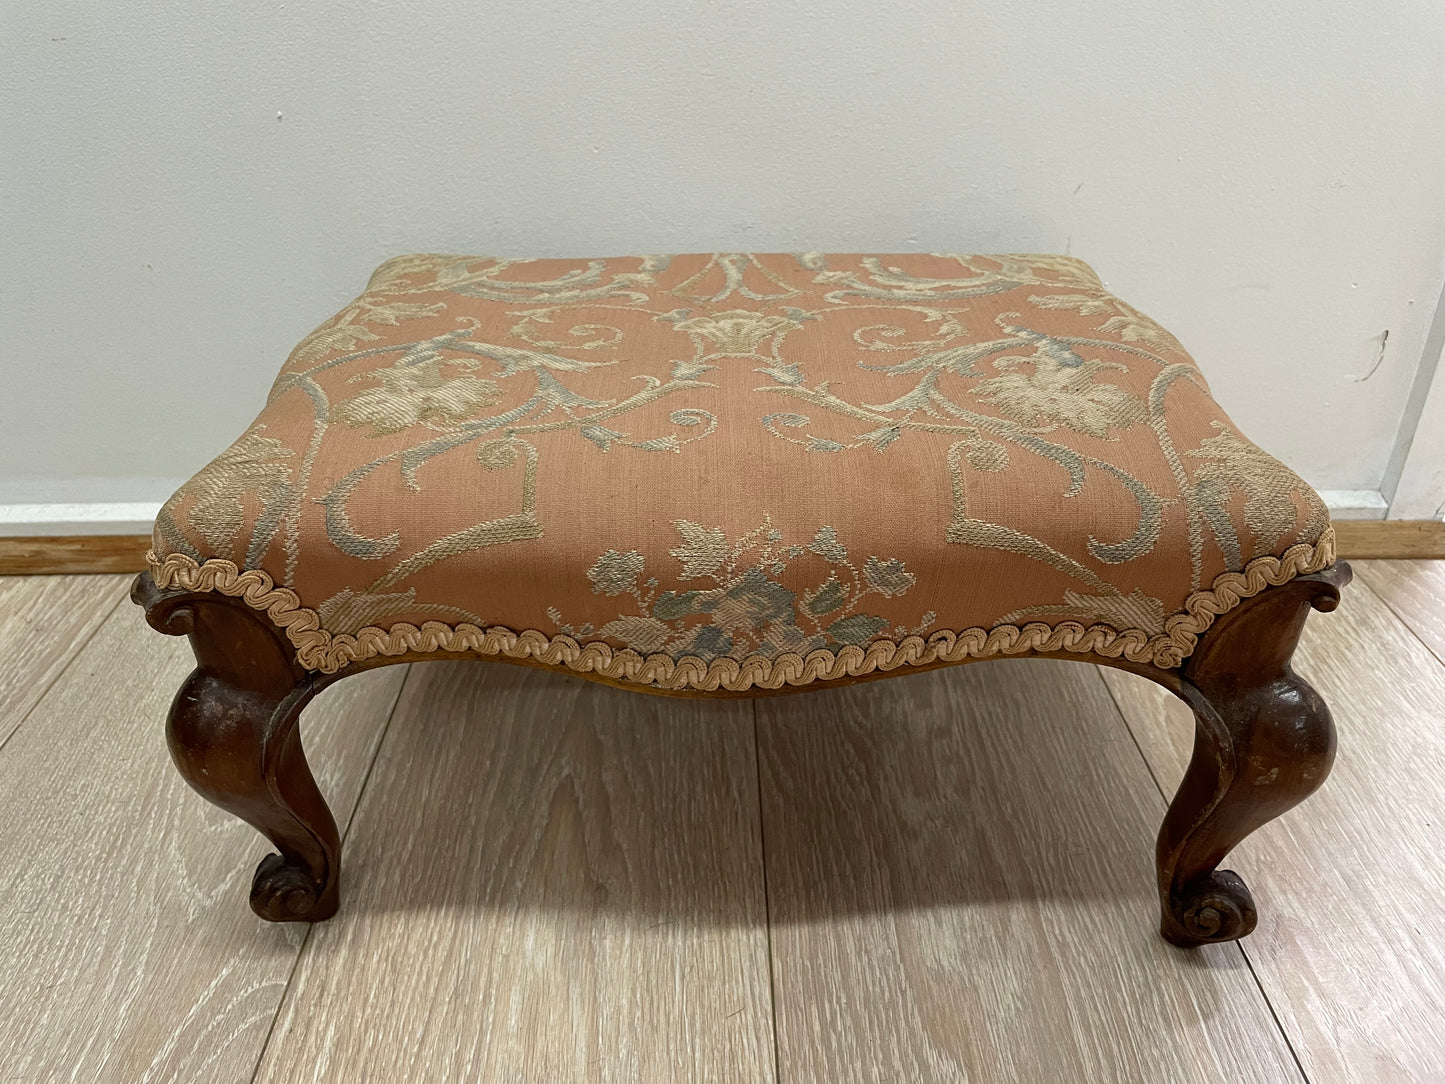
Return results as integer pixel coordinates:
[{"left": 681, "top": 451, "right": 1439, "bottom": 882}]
[
  {"left": 1333, "top": 520, "right": 1445, "bottom": 559},
  {"left": 1101, "top": 583, "right": 1445, "bottom": 1083},
  {"left": 1353, "top": 559, "right": 1445, "bottom": 666},
  {"left": 0, "top": 573, "right": 130, "bottom": 747},
  {"left": 0, "top": 605, "right": 407, "bottom": 1083},
  {"left": 0, "top": 534, "right": 151, "bottom": 574},
  {"left": 254, "top": 661, "right": 774, "bottom": 1084},
  {"left": 755, "top": 658, "right": 1302, "bottom": 1084}
]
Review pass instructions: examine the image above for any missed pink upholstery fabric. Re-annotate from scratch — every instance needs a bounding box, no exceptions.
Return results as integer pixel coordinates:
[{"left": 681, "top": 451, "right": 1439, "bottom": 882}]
[{"left": 150, "top": 252, "right": 1333, "bottom": 689}]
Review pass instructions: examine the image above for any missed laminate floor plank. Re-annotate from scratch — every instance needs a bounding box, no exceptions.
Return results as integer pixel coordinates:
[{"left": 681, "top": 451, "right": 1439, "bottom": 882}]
[
  {"left": 0, "top": 604, "right": 408, "bottom": 1083},
  {"left": 254, "top": 661, "right": 775, "bottom": 1084},
  {"left": 1101, "top": 583, "right": 1445, "bottom": 1082},
  {"left": 1353, "top": 559, "right": 1445, "bottom": 667},
  {"left": 756, "top": 658, "right": 1301, "bottom": 1084},
  {"left": 0, "top": 573, "right": 131, "bottom": 747}
]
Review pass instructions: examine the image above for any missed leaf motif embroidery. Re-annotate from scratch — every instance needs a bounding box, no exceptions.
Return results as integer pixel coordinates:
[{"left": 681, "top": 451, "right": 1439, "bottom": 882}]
[
  {"left": 587, "top": 550, "right": 646, "bottom": 595},
  {"left": 552, "top": 518, "right": 930, "bottom": 663},
  {"left": 177, "top": 427, "right": 294, "bottom": 553},
  {"left": 862, "top": 557, "right": 916, "bottom": 597},
  {"left": 596, "top": 615, "right": 675, "bottom": 654},
  {"left": 670, "top": 520, "right": 728, "bottom": 579},
  {"left": 1187, "top": 424, "right": 1317, "bottom": 553},
  {"left": 1029, "top": 292, "right": 1185, "bottom": 353}
]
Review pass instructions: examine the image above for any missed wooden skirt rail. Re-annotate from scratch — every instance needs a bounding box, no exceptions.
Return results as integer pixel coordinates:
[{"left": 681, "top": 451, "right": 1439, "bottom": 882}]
[{"left": 0, "top": 522, "right": 1442, "bottom": 576}]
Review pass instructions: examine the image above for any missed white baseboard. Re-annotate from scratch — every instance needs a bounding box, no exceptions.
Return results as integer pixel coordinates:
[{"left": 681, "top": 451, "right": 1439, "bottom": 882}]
[
  {"left": 0, "top": 502, "right": 161, "bottom": 537},
  {"left": 1318, "top": 490, "right": 1389, "bottom": 520}
]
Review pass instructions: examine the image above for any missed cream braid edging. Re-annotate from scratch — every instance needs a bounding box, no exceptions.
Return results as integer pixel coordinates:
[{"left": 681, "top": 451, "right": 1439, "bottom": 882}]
[{"left": 145, "top": 527, "right": 1336, "bottom": 692}]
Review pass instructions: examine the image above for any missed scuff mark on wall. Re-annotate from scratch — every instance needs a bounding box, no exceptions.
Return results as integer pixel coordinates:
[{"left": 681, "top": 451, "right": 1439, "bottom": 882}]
[{"left": 1355, "top": 329, "right": 1390, "bottom": 382}]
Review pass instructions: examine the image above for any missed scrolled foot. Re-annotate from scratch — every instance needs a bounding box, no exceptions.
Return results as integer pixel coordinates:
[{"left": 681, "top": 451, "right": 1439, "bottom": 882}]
[
  {"left": 251, "top": 852, "right": 339, "bottom": 922},
  {"left": 1161, "top": 870, "right": 1257, "bottom": 947}
]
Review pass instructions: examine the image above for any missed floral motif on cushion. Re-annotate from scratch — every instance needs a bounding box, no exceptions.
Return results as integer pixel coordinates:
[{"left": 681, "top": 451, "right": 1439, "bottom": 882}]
[{"left": 150, "top": 252, "right": 1334, "bottom": 688}]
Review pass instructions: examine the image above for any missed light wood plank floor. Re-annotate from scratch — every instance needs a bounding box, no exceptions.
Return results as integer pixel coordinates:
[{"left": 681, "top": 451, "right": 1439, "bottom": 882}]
[{"left": 1, "top": 561, "right": 1442, "bottom": 1083}]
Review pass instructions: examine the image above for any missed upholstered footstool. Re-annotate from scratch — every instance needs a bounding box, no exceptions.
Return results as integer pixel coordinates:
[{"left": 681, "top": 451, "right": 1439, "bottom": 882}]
[{"left": 133, "top": 251, "right": 1347, "bottom": 947}]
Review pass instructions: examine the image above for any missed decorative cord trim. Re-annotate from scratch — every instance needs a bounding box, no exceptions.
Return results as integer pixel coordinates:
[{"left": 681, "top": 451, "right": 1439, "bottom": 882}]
[{"left": 145, "top": 528, "right": 1336, "bottom": 691}]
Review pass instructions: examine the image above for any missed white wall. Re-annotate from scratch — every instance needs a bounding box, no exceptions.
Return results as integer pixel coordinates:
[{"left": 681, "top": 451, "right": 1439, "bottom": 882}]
[
  {"left": 1386, "top": 278, "right": 1445, "bottom": 519},
  {"left": 4, "top": 0, "right": 1445, "bottom": 511}
]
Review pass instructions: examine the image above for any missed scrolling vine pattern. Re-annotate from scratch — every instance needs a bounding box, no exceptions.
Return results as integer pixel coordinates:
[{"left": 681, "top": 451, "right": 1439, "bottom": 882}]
[{"left": 153, "top": 251, "right": 1329, "bottom": 663}]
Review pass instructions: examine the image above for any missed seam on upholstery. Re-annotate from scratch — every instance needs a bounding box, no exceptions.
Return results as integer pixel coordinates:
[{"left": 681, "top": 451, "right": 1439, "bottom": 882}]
[{"left": 144, "top": 527, "right": 1336, "bottom": 690}]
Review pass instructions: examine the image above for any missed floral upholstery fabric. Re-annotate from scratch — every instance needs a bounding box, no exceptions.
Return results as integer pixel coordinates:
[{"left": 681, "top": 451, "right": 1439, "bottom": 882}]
[{"left": 150, "top": 252, "right": 1334, "bottom": 691}]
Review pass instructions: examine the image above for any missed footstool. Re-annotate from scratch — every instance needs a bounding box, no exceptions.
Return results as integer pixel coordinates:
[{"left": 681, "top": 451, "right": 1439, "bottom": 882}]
[{"left": 133, "top": 251, "right": 1347, "bottom": 947}]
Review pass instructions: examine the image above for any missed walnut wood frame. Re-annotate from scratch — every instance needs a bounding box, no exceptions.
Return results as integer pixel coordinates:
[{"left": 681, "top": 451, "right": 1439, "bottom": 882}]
[{"left": 132, "top": 561, "right": 1350, "bottom": 943}]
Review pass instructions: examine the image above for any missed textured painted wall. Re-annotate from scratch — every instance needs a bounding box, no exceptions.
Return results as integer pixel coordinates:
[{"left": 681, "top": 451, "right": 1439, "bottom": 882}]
[{"left": 3, "top": 0, "right": 1444, "bottom": 503}]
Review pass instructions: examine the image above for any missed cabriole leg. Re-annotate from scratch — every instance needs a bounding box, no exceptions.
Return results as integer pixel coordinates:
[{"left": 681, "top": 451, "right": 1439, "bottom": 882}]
[
  {"left": 134, "top": 572, "right": 339, "bottom": 921},
  {"left": 1157, "top": 563, "right": 1350, "bottom": 947}
]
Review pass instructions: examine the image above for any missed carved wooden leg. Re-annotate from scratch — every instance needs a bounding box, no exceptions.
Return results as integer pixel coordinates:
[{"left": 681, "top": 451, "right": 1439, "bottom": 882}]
[
  {"left": 1157, "top": 562, "right": 1351, "bottom": 946},
  {"left": 133, "top": 571, "right": 339, "bottom": 921}
]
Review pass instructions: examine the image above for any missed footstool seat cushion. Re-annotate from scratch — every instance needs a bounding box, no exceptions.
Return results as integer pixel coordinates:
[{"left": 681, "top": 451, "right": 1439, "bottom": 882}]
[{"left": 149, "top": 251, "right": 1335, "bottom": 692}]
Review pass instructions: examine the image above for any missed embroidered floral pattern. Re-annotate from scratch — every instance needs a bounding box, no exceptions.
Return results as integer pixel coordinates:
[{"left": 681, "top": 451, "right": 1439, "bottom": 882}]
[
  {"left": 1187, "top": 423, "right": 1325, "bottom": 552},
  {"left": 743, "top": 257, "right": 1328, "bottom": 594},
  {"left": 151, "top": 251, "right": 1335, "bottom": 687},
  {"left": 971, "top": 349, "right": 1146, "bottom": 437},
  {"left": 333, "top": 357, "right": 503, "bottom": 436},
  {"left": 155, "top": 426, "right": 293, "bottom": 561},
  {"left": 550, "top": 518, "right": 934, "bottom": 663}
]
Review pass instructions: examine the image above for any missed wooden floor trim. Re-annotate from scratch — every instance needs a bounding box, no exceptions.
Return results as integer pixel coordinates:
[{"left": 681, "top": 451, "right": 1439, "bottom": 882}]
[
  {"left": 0, "top": 535, "right": 152, "bottom": 575},
  {"left": 1331, "top": 519, "right": 1445, "bottom": 559},
  {"left": 0, "top": 522, "right": 1441, "bottom": 576}
]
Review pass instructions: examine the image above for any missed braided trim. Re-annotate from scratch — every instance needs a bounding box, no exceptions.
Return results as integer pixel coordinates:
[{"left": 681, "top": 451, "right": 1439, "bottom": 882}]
[{"left": 145, "top": 527, "right": 1335, "bottom": 690}]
